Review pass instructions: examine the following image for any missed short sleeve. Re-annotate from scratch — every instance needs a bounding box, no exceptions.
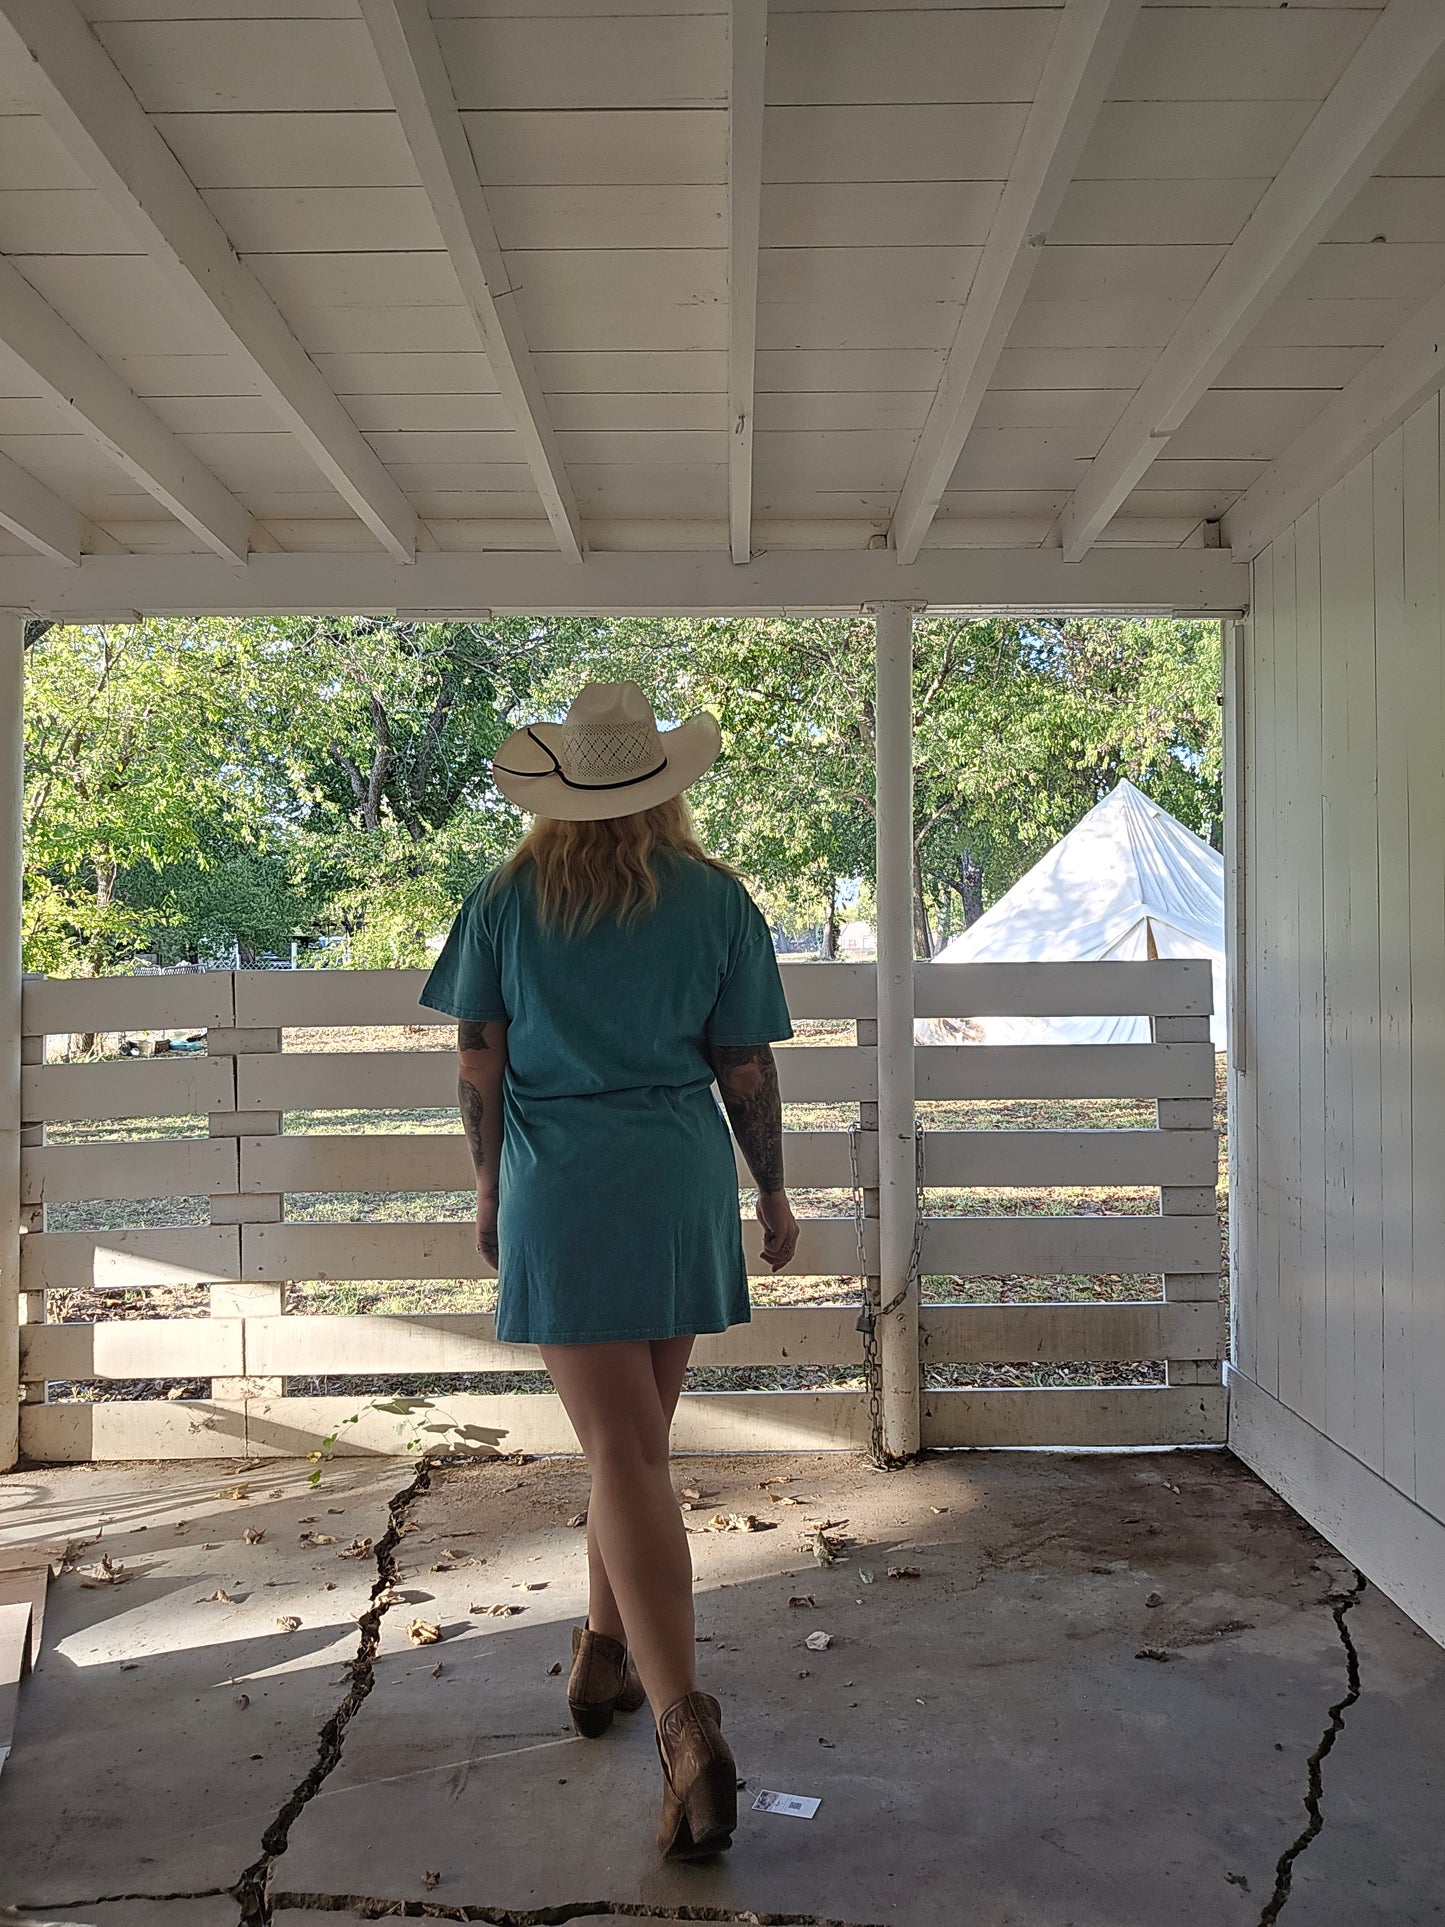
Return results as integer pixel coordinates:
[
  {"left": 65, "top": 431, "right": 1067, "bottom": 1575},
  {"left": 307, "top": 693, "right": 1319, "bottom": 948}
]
[
  {"left": 706, "top": 892, "right": 794, "bottom": 1047},
  {"left": 418, "top": 883, "right": 508, "bottom": 1022}
]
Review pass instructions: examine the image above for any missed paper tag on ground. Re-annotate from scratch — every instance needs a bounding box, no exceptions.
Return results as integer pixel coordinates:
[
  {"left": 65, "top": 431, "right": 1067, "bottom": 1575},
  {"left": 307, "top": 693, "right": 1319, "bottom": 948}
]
[{"left": 752, "top": 1789, "right": 821, "bottom": 1818}]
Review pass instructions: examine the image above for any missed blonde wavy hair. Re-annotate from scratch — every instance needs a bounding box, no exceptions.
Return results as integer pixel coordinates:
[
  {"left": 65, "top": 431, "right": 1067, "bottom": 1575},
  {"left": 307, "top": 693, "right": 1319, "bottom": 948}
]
[{"left": 494, "top": 795, "right": 734, "bottom": 937}]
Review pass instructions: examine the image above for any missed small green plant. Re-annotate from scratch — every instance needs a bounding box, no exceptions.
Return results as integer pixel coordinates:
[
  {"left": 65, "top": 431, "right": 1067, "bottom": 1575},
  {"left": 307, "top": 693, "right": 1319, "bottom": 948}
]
[{"left": 306, "top": 1393, "right": 488, "bottom": 1484}]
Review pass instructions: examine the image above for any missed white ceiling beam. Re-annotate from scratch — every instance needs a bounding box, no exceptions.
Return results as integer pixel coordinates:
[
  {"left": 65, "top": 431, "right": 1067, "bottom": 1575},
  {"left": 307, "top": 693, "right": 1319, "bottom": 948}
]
[
  {"left": 1058, "top": 0, "right": 1445, "bottom": 562},
  {"left": 0, "top": 450, "right": 83, "bottom": 566},
  {"left": 0, "top": 257, "right": 252, "bottom": 565},
  {"left": 728, "top": 0, "right": 767, "bottom": 565},
  {"left": 0, "top": 0, "right": 417, "bottom": 563},
  {"left": 0, "top": 546, "right": 1248, "bottom": 623},
  {"left": 1222, "top": 283, "right": 1445, "bottom": 561},
  {"left": 889, "top": 0, "right": 1142, "bottom": 567},
  {"left": 359, "top": 0, "right": 584, "bottom": 564}
]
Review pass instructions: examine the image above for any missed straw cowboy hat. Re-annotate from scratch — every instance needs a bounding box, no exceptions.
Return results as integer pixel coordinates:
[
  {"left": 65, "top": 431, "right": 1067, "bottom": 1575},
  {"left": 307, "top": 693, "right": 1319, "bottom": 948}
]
[{"left": 491, "top": 680, "right": 722, "bottom": 822}]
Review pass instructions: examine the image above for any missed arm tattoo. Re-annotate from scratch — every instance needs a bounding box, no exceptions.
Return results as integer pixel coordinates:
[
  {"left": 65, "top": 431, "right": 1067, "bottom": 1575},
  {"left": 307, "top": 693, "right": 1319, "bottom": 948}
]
[
  {"left": 458, "top": 1075, "right": 487, "bottom": 1179},
  {"left": 709, "top": 1044, "right": 785, "bottom": 1193},
  {"left": 458, "top": 1020, "right": 489, "bottom": 1052}
]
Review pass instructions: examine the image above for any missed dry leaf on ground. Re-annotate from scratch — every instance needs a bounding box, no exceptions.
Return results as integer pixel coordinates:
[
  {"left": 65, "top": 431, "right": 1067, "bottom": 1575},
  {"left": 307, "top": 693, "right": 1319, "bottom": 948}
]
[
  {"left": 423, "top": 1871, "right": 440, "bottom": 1890},
  {"left": 788, "top": 1594, "right": 816, "bottom": 1609},
  {"left": 472, "top": 1602, "right": 524, "bottom": 1617},
  {"left": 886, "top": 1566, "right": 922, "bottom": 1580},
  {"left": 276, "top": 1615, "right": 302, "bottom": 1632},
  {"left": 708, "top": 1512, "right": 773, "bottom": 1533},
  {"left": 216, "top": 1485, "right": 249, "bottom": 1501},
  {"left": 804, "top": 1630, "right": 833, "bottom": 1651},
  {"left": 80, "top": 1554, "right": 132, "bottom": 1588},
  {"left": 198, "top": 1588, "right": 236, "bottom": 1604},
  {"left": 566, "top": 1513, "right": 587, "bottom": 1529},
  {"left": 547, "top": 1661, "right": 563, "bottom": 1676},
  {"left": 338, "top": 1538, "right": 374, "bottom": 1559},
  {"left": 407, "top": 1619, "right": 443, "bottom": 1645},
  {"left": 243, "top": 1528, "right": 265, "bottom": 1545}
]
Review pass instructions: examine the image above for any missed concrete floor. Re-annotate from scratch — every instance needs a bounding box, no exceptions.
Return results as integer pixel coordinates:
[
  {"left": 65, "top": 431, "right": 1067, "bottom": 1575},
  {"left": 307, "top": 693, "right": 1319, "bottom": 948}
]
[{"left": 0, "top": 1448, "right": 1440, "bottom": 1927}]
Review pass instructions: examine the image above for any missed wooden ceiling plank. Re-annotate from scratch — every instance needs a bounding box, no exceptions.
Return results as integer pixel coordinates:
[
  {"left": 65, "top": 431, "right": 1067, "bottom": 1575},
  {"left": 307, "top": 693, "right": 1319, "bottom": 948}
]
[
  {"left": 889, "top": 0, "right": 1143, "bottom": 565},
  {"left": 0, "top": 0, "right": 418, "bottom": 561},
  {"left": 0, "top": 255, "right": 252, "bottom": 562},
  {"left": 728, "top": 0, "right": 767, "bottom": 564},
  {"left": 359, "top": 0, "right": 584, "bottom": 561},
  {"left": 1222, "top": 280, "right": 1445, "bottom": 561},
  {"left": 0, "top": 445, "right": 83, "bottom": 564},
  {"left": 0, "top": 544, "right": 1249, "bottom": 621},
  {"left": 1059, "top": 0, "right": 1445, "bottom": 562}
]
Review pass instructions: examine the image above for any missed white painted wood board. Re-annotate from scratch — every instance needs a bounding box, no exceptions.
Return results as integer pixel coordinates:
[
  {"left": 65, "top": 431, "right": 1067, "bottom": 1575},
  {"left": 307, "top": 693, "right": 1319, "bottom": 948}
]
[
  {"left": 922, "top": 1213, "right": 1218, "bottom": 1278},
  {"left": 917, "top": 1042, "right": 1215, "bottom": 1101},
  {"left": 0, "top": 1568, "right": 46, "bottom": 1673},
  {"left": 21, "top": 1136, "right": 236, "bottom": 1203},
  {"left": 237, "top": 1215, "right": 873, "bottom": 1284},
  {"left": 21, "top": 1056, "right": 233, "bottom": 1124},
  {"left": 923, "top": 1385, "right": 1227, "bottom": 1449},
  {"left": 916, "top": 958, "right": 1212, "bottom": 1018},
  {"left": 922, "top": 1300, "right": 1222, "bottom": 1364},
  {"left": 20, "top": 1225, "right": 239, "bottom": 1292},
  {"left": 234, "top": 1044, "right": 875, "bottom": 1112},
  {"left": 237, "top": 1127, "right": 872, "bottom": 1196},
  {"left": 20, "top": 1316, "right": 244, "bottom": 1380},
  {"left": 922, "top": 1128, "right": 1217, "bottom": 1188}
]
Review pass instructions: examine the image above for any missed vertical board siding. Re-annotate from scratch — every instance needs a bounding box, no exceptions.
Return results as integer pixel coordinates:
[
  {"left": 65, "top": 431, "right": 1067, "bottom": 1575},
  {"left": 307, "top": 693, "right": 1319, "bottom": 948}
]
[
  {"left": 1294, "top": 502, "right": 1328, "bottom": 1436},
  {"left": 1240, "top": 388, "right": 1445, "bottom": 1529},
  {"left": 1405, "top": 399, "right": 1445, "bottom": 1522}
]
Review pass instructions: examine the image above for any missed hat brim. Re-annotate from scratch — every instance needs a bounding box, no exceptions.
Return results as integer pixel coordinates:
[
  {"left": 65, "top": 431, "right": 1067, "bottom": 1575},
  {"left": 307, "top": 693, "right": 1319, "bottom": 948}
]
[{"left": 491, "top": 712, "right": 722, "bottom": 822}]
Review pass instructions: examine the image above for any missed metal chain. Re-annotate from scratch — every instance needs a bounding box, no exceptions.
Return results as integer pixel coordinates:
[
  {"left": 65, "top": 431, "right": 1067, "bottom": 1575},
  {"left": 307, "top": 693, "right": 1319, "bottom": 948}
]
[{"left": 850, "top": 1122, "right": 926, "bottom": 1469}]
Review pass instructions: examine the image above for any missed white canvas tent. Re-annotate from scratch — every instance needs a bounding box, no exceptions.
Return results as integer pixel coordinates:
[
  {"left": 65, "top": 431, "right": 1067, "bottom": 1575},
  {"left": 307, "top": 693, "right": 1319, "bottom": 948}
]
[{"left": 920, "top": 779, "right": 1227, "bottom": 1051}]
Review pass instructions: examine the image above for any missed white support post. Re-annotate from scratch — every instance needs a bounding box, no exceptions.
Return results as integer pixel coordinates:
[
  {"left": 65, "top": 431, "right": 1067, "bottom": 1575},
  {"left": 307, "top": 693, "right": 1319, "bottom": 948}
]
[
  {"left": 872, "top": 601, "right": 921, "bottom": 1459},
  {"left": 208, "top": 1015, "right": 284, "bottom": 1401},
  {"left": 0, "top": 612, "right": 23, "bottom": 1469}
]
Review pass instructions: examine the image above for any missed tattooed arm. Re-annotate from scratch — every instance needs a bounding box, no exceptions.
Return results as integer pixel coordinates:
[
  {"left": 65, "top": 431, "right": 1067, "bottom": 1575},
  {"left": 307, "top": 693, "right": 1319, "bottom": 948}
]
[
  {"left": 707, "top": 1043, "right": 799, "bottom": 1271},
  {"left": 457, "top": 1019, "right": 508, "bottom": 1266}
]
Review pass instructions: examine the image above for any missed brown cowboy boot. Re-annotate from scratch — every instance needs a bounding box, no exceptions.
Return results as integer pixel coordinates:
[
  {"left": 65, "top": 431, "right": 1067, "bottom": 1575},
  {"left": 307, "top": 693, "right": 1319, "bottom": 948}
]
[
  {"left": 655, "top": 1690, "right": 737, "bottom": 1858},
  {"left": 566, "top": 1621, "right": 645, "bottom": 1738}
]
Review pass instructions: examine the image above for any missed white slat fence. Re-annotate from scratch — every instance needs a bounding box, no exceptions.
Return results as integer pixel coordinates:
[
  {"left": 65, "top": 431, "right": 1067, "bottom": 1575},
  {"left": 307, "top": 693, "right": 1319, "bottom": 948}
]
[{"left": 13, "top": 957, "right": 1222, "bottom": 1460}]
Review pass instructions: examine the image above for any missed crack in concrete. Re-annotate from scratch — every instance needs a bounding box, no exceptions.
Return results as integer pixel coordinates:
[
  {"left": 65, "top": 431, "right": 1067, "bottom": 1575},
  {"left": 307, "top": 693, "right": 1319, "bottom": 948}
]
[
  {"left": 233, "top": 1461, "right": 435, "bottom": 1927},
  {"left": 268, "top": 1894, "right": 891, "bottom": 1925},
  {"left": 1256, "top": 1569, "right": 1367, "bottom": 1926},
  {"left": 6, "top": 1887, "right": 234, "bottom": 1915}
]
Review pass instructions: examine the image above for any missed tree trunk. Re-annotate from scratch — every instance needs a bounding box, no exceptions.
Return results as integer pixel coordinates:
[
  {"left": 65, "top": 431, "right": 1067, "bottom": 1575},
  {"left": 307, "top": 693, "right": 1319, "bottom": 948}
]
[
  {"left": 79, "top": 855, "right": 118, "bottom": 1053},
  {"left": 959, "top": 845, "right": 985, "bottom": 927},
  {"left": 822, "top": 879, "right": 839, "bottom": 960},
  {"left": 911, "top": 846, "right": 934, "bottom": 959}
]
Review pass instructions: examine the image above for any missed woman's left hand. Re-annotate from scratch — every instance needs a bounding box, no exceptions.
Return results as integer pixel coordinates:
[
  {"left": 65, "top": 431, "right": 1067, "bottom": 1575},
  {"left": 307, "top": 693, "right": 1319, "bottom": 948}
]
[{"left": 476, "top": 1187, "right": 500, "bottom": 1268}]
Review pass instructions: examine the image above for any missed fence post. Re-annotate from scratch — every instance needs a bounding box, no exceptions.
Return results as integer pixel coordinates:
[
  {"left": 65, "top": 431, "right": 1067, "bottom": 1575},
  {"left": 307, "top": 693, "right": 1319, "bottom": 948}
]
[
  {"left": 871, "top": 600, "right": 920, "bottom": 1460},
  {"left": 207, "top": 1001, "right": 285, "bottom": 1402},
  {"left": 0, "top": 611, "right": 21, "bottom": 1470},
  {"left": 1154, "top": 1003, "right": 1223, "bottom": 1384}
]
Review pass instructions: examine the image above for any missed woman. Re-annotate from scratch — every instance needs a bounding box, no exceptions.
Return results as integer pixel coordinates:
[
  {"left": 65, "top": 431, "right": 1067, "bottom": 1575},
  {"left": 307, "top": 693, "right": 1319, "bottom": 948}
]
[{"left": 418, "top": 680, "right": 799, "bottom": 1860}]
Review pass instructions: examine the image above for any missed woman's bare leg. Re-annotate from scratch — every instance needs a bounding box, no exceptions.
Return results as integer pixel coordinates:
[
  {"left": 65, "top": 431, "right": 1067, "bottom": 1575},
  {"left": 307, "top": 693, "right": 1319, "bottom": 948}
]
[
  {"left": 578, "top": 1336, "right": 693, "bottom": 1644},
  {"left": 542, "top": 1337, "right": 697, "bottom": 1718}
]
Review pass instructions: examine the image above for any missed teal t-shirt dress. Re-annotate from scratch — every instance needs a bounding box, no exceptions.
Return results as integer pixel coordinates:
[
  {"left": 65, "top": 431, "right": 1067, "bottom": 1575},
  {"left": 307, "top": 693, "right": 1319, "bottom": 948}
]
[{"left": 417, "top": 852, "right": 793, "bottom": 1346}]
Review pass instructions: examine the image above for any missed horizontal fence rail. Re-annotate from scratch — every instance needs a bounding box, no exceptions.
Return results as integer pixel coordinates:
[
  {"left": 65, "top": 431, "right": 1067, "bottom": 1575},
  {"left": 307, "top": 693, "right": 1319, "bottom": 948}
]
[{"left": 14, "top": 957, "right": 1223, "bottom": 1460}]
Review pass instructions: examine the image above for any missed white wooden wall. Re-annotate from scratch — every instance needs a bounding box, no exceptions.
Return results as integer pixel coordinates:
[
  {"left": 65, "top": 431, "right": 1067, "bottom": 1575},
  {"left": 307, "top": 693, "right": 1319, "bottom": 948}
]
[{"left": 1230, "top": 391, "right": 1445, "bottom": 1644}]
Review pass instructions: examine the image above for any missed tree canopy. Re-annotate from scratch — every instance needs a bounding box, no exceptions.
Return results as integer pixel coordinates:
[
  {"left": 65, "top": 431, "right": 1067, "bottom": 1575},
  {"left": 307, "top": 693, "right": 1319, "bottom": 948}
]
[{"left": 21, "top": 612, "right": 1221, "bottom": 972}]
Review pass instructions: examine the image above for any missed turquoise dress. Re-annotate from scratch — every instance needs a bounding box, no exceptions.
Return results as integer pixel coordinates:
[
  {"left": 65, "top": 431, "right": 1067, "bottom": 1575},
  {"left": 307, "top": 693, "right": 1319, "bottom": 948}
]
[{"left": 417, "top": 852, "right": 793, "bottom": 1345}]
